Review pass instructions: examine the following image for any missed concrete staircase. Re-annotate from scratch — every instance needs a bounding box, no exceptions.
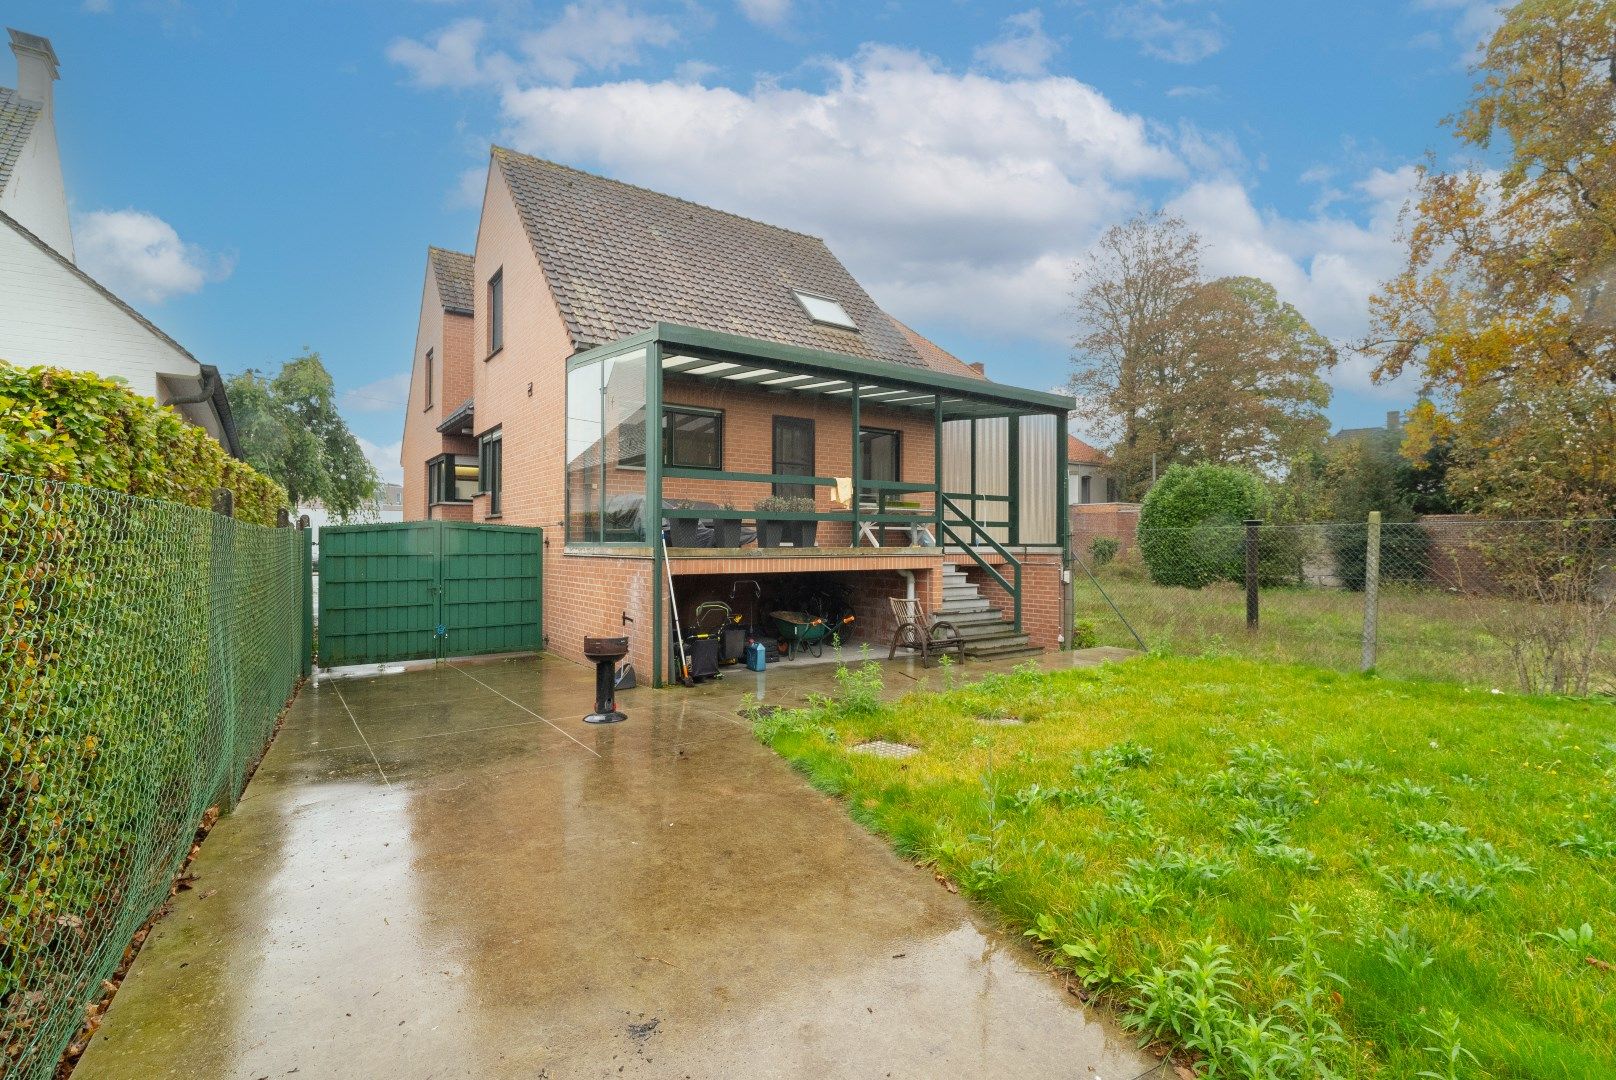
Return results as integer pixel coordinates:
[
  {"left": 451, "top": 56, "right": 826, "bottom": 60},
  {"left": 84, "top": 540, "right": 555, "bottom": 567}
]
[{"left": 937, "top": 563, "right": 1041, "bottom": 662}]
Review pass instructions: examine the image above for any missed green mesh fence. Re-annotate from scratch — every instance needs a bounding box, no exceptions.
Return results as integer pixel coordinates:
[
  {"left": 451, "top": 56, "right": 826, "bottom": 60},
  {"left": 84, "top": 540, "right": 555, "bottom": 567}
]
[
  {"left": 1073, "top": 517, "right": 1616, "bottom": 696},
  {"left": 1, "top": 474, "right": 309, "bottom": 1078}
]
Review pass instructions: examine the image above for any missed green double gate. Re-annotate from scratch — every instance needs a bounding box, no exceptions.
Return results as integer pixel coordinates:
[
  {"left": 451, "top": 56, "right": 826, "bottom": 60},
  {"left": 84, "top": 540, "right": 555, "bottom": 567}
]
[{"left": 317, "top": 520, "right": 543, "bottom": 667}]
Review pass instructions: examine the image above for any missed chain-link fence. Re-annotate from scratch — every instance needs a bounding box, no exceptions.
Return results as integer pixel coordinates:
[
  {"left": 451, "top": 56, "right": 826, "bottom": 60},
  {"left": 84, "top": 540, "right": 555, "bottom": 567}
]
[
  {"left": 1073, "top": 516, "right": 1616, "bottom": 696},
  {"left": 1, "top": 474, "right": 310, "bottom": 1079}
]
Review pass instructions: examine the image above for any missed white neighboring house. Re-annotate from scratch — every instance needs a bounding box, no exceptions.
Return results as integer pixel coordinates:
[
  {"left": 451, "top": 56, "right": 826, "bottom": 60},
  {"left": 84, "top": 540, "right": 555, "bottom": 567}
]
[
  {"left": 1068, "top": 434, "right": 1120, "bottom": 504},
  {"left": 0, "top": 28, "right": 238, "bottom": 454},
  {"left": 300, "top": 483, "right": 405, "bottom": 560}
]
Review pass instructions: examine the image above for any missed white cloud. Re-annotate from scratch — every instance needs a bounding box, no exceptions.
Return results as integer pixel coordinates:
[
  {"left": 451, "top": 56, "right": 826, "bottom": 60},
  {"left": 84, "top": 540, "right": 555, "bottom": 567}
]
[
  {"left": 394, "top": 28, "right": 1426, "bottom": 406},
  {"left": 973, "top": 9, "right": 1061, "bottom": 78},
  {"left": 82, "top": 0, "right": 113, "bottom": 12},
  {"left": 1165, "top": 165, "right": 1423, "bottom": 399},
  {"left": 736, "top": 0, "right": 791, "bottom": 29},
  {"left": 1415, "top": 0, "right": 1504, "bottom": 60},
  {"left": 493, "top": 45, "right": 1180, "bottom": 340},
  {"left": 341, "top": 372, "right": 412, "bottom": 414},
  {"left": 1166, "top": 84, "right": 1218, "bottom": 99},
  {"left": 74, "top": 209, "right": 234, "bottom": 304},
  {"left": 1109, "top": 2, "right": 1224, "bottom": 64},
  {"left": 386, "top": 18, "right": 491, "bottom": 89},
  {"left": 357, "top": 436, "right": 404, "bottom": 485},
  {"left": 387, "top": 2, "right": 681, "bottom": 90}
]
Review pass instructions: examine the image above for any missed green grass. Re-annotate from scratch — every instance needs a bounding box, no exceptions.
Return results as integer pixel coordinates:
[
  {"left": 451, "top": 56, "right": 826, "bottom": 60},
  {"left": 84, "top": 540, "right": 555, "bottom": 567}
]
[
  {"left": 1074, "top": 564, "right": 1615, "bottom": 695},
  {"left": 757, "top": 655, "right": 1616, "bottom": 1078}
]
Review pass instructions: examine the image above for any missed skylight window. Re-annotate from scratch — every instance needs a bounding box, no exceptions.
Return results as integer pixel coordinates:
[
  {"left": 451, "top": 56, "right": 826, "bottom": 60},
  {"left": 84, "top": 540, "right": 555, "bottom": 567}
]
[{"left": 792, "top": 290, "right": 858, "bottom": 330}]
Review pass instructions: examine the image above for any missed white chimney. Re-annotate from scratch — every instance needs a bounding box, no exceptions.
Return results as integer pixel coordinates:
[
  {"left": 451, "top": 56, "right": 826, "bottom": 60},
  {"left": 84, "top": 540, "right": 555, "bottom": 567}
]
[{"left": 3, "top": 29, "right": 73, "bottom": 261}]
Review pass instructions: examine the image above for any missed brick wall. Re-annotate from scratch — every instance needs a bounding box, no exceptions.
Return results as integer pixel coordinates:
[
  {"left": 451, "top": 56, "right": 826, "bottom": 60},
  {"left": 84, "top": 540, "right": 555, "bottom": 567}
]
[
  {"left": 1071, "top": 503, "right": 1141, "bottom": 559},
  {"left": 657, "top": 379, "right": 937, "bottom": 548},
  {"left": 544, "top": 551, "right": 656, "bottom": 670},
  {"left": 401, "top": 254, "right": 476, "bottom": 521}
]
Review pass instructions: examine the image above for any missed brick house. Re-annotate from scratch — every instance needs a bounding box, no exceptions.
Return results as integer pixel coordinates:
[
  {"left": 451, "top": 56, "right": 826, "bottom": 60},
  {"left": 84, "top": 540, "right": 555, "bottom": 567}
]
[{"left": 400, "top": 147, "right": 1075, "bottom": 685}]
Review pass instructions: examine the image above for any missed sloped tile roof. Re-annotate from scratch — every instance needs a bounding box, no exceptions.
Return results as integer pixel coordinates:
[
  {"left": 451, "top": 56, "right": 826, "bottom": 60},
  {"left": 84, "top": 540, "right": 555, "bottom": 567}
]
[
  {"left": 1068, "top": 434, "right": 1110, "bottom": 465},
  {"left": 0, "top": 88, "right": 41, "bottom": 195},
  {"left": 491, "top": 147, "right": 929, "bottom": 369},
  {"left": 428, "top": 246, "right": 474, "bottom": 315},
  {"left": 888, "top": 316, "right": 986, "bottom": 380}
]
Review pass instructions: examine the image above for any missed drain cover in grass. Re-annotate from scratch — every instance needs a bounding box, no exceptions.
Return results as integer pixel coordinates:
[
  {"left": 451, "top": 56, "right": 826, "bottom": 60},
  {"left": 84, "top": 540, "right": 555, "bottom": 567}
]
[{"left": 850, "top": 740, "right": 920, "bottom": 759}]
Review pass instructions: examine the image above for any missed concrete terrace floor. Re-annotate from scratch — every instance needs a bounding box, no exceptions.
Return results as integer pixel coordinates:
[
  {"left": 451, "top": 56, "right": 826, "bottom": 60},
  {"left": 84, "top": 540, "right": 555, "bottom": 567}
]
[{"left": 74, "top": 648, "right": 1158, "bottom": 1080}]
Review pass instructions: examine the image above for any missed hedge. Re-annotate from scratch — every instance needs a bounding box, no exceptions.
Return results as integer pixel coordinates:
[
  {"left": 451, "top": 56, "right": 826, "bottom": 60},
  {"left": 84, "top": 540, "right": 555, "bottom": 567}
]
[
  {"left": 1138, "top": 463, "right": 1271, "bottom": 588},
  {"left": 1, "top": 362, "right": 299, "bottom": 1077},
  {"left": 0, "top": 362, "right": 288, "bottom": 524}
]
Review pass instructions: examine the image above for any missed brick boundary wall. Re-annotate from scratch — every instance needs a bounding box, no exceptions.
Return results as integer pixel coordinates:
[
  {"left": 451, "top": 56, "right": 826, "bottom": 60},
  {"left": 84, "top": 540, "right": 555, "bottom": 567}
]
[{"left": 1070, "top": 503, "right": 1141, "bottom": 560}]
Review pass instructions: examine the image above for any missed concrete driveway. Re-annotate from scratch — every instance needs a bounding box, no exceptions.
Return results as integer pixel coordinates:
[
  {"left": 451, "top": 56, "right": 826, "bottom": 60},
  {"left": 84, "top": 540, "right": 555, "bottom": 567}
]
[{"left": 74, "top": 651, "right": 1157, "bottom": 1079}]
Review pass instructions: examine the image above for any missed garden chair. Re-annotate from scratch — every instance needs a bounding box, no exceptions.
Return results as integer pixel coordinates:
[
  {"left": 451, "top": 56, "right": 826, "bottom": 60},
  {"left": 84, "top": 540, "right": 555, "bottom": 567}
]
[{"left": 887, "top": 596, "right": 964, "bottom": 668}]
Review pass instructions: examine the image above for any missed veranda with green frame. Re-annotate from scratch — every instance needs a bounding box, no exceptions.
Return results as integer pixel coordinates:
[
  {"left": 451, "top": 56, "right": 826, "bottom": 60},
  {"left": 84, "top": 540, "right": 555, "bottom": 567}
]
[{"left": 561, "top": 323, "right": 1074, "bottom": 687}]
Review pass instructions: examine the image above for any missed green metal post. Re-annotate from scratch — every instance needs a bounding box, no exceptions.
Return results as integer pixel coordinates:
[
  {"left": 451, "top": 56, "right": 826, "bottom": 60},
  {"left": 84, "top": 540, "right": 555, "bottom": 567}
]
[
  {"left": 300, "top": 524, "right": 313, "bottom": 676},
  {"left": 1007, "top": 414, "right": 1021, "bottom": 547},
  {"left": 933, "top": 396, "right": 944, "bottom": 549},
  {"left": 1055, "top": 409, "right": 1072, "bottom": 649},
  {"left": 646, "top": 341, "right": 664, "bottom": 688},
  {"left": 850, "top": 383, "right": 861, "bottom": 547},
  {"left": 969, "top": 417, "right": 977, "bottom": 529}
]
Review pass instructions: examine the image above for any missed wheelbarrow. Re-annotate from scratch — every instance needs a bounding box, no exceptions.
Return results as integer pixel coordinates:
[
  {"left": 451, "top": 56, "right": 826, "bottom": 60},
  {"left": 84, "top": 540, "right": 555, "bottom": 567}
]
[{"left": 770, "top": 609, "right": 854, "bottom": 660}]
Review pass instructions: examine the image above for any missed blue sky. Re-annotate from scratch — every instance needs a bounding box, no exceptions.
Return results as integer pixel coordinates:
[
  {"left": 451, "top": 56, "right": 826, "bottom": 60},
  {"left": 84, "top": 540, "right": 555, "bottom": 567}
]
[{"left": 7, "top": 0, "right": 1502, "bottom": 480}]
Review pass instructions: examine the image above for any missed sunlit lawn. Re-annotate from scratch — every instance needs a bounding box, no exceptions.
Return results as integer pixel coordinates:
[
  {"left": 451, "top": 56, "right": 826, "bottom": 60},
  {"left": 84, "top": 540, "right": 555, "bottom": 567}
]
[{"left": 757, "top": 655, "right": 1616, "bottom": 1078}]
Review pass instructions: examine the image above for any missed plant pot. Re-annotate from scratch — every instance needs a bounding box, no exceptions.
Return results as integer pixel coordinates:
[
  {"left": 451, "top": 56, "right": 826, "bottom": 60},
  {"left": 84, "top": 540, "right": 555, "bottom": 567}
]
[
  {"left": 758, "top": 520, "right": 788, "bottom": 548},
  {"left": 794, "top": 520, "right": 819, "bottom": 548},
  {"left": 668, "top": 514, "right": 701, "bottom": 547},
  {"left": 713, "top": 518, "right": 742, "bottom": 548}
]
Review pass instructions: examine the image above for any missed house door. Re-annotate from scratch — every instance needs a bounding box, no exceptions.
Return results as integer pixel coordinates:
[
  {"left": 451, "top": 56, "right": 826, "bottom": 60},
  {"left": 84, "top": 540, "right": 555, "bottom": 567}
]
[{"left": 772, "top": 416, "right": 816, "bottom": 500}]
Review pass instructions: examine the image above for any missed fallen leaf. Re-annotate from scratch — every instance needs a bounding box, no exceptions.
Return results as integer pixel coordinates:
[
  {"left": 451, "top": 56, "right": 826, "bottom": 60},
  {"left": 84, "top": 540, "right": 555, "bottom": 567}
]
[{"left": 1587, "top": 956, "right": 1613, "bottom": 973}]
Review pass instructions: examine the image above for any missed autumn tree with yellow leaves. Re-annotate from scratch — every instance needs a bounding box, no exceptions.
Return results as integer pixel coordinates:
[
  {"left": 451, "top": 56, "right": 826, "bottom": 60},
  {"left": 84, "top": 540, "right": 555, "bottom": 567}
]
[{"left": 1365, "top": 0, "right": 1616, "bottom": 516}]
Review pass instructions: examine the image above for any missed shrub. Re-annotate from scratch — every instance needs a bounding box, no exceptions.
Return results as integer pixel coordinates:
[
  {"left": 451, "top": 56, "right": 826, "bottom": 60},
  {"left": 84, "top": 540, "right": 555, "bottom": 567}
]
[
  {"left": 1089, "top": 537, "right": 1120, "bottom": 566},
  {"left": 1138, "top": 464, "right": 1270, "bottom": 588},
  {"left": 1072, "top": 619, "right": 1098, "bottom": 648},
  {"left": 0, "top": 362, "right": 288, "bottom": 524}
]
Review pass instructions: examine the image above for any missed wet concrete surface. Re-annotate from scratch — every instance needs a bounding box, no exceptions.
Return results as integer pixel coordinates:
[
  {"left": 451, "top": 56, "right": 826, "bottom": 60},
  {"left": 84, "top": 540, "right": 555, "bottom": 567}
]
[{"left": 74, "top": 649, "right": 1158, "bottom": 1080}]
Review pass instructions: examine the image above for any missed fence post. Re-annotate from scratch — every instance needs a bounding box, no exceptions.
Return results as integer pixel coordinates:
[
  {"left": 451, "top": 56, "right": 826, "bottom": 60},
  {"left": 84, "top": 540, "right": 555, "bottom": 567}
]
[
  {"left": 1244, "top": 518, "right": 1261, "bottom": 631},
  {"left": 1361, "top": 510, "right": 1381, "bottom": 672},
  {"left": 298, "top": 514, "right": 314, "bottom": 677},
  {"left": 209, "top": 488, "right": 239, "bottom": 805}
]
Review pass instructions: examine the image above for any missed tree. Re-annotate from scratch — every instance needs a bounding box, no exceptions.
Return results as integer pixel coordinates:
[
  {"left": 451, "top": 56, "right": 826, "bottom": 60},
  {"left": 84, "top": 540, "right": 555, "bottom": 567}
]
[
  {"left": 1070, "top": 213, "right": 1335, "bottom": 496},
  {"left": 227, "top": 352, "right": 378, "bottom": 518},
  {"left": 1364, "top": 0, "right": 1616, "bottom": 516}
]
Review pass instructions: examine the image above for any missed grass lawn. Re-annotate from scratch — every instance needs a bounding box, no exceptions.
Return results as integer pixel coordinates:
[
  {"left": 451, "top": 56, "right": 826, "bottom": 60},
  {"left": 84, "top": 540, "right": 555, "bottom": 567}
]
[
  {"left": 756, "top": 655, "right": 1616, "bottom": 1078},
  {"left": 1073, "top": 567, "right": 1616, "bottom": 695}
]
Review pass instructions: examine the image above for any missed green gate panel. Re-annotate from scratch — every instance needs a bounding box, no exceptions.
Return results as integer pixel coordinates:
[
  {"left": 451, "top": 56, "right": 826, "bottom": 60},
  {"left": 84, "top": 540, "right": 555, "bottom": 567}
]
[
  {"left": 317, "top": 520, "right": 543, "bottom": 667},
  {"left": 439, "top": 522, "right": 543, "bottom": 659}
]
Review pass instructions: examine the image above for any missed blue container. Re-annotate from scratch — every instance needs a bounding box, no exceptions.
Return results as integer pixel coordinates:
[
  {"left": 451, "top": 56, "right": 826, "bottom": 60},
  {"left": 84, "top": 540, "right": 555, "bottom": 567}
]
[{"left": 745, "top": 641, "right": 768, "bottom": 672}]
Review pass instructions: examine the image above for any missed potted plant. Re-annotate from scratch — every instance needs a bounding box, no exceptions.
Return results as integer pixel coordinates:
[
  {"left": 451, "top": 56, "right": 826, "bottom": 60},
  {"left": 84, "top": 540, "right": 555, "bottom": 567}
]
[
  {"left": 789, "top": 496, "right": 819, "bottom": 547},
  {"left": 753, "top": 495, "right": 814, "bottom": 547},
  {"left": 665, "top": 502, "right": 702, "bottom": 547},
  {"left": 712, "top": 503, "right": 742, "bottom": 548}
]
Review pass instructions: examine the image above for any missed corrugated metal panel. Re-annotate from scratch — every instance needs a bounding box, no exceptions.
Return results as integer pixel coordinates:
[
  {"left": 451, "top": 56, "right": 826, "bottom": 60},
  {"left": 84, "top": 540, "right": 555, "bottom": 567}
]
[{"left": 1018, "top": 414, "right": 1058, "bottom": 544}]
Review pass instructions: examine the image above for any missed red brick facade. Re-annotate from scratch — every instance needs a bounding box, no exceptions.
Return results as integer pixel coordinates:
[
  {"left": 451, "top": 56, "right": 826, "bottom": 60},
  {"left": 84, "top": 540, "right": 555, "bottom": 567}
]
[
  {"left": 401, "top": 255, "right": 476, "bottom": 522},
  {"left": 400, "top": 159, "right": 1070, "bottom": 681}
]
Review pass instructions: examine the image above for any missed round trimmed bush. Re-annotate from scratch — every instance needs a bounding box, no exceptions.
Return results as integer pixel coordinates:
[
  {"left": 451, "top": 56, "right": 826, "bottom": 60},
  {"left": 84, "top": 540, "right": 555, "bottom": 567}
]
[{"left": 1138, "top": 463, "right": 1270, "bottom": 588}]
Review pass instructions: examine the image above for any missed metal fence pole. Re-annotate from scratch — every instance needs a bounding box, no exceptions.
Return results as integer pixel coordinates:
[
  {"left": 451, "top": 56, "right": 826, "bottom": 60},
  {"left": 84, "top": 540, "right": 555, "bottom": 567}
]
[
  {"left": 1361, "top": 510, "right": 1381, "bottom": 671},
  {"left": 1244, "top": 518, "right": 1261, "bottom": 631}
]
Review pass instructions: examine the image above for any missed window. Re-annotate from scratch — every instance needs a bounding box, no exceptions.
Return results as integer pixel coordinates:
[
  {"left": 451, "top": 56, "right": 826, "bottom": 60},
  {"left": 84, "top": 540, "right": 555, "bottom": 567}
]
[
  {"left": 663, "top": 407, "right": 722, "bottom": 470},
  {"left": 479, "top": 428, "right": 503, "bottom": 516},
  {"left": 487, "top": 269, "right": 504, "bottom": 356},
  {"left": 428, "top": 454, "right": 477, "bottom": 504},
  {"left": 423, "top": 348, "right": 434, "bottom": 410},
  {"left": 791, "top": 290, "right": 857, "bottom": 330},
  {"left": 1080, "top": 474, "right": 1093, "bottom": 504},
  {"left": 858, "top": 428, "right": 901, "bottom": 484},
  {"left": 772, "top": 416, "right": 816, "bottom": 499}
]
